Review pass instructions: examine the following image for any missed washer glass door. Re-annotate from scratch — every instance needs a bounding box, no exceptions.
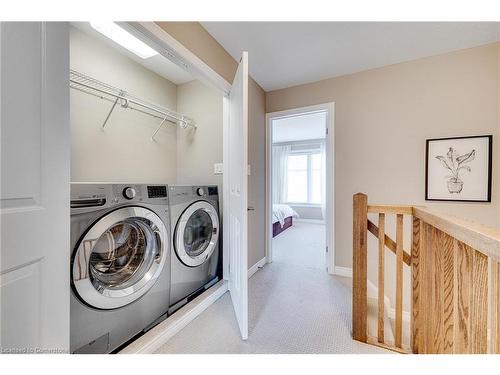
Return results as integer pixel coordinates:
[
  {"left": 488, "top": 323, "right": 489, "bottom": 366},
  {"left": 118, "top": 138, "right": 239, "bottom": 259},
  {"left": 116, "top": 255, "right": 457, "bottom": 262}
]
[
  {"left": 72, "top": 206, "right": 168, "bottom": 310},
  {"left": 175, "top": 201, "right": 219, "bottom": 267}
]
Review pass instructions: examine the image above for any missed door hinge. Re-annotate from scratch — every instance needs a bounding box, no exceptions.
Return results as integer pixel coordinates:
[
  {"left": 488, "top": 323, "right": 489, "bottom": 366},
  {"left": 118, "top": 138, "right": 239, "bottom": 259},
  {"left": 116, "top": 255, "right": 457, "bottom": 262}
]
[
  {"left": 326, "top": 246, "right": 329, "bottom": 253},
  {"left": 326, "top": 127, "right": 329, "bottom": 135}
]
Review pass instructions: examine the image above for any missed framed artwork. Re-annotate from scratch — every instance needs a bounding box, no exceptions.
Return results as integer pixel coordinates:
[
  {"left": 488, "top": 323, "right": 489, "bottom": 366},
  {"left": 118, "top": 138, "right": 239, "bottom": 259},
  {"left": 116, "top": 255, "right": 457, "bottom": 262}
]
[{"left": 425, "top": 135, "right": 492, "bottom": 202}]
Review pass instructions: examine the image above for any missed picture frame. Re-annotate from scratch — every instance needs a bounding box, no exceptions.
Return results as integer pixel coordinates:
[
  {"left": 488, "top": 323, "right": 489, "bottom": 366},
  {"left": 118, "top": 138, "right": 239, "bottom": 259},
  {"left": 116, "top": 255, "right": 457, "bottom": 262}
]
[{"left": 425, "top": 135, "right": 492, "bottom": 202}]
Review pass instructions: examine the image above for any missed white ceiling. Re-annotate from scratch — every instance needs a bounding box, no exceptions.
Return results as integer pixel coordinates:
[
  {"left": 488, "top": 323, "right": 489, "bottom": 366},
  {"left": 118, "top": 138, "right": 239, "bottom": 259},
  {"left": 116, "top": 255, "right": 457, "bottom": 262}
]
[
  {"left": 201, "top": 22, "right": 500, "bottom": 91},
  {"left": 71, "top": 22, "right": 193, "bottom": 85},
  {"left": 273, "top": 111, "right": 326, "bottom": 143}
]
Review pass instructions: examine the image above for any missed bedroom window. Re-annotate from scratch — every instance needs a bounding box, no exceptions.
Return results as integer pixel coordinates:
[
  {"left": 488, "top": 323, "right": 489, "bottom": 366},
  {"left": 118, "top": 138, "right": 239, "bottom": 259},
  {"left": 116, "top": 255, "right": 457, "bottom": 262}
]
[{"left": 287, "top": 152, "right": 322, "bottom": 204}]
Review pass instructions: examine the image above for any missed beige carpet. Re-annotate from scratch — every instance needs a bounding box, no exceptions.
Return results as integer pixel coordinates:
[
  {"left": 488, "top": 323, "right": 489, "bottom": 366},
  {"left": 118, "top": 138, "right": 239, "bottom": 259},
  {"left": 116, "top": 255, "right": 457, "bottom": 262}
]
[
  {"left": 272, "top": 221, "right": 326, "bottom": 270},
  {"left": 154, "top": 259, "right": 389, "bottom": 354}
]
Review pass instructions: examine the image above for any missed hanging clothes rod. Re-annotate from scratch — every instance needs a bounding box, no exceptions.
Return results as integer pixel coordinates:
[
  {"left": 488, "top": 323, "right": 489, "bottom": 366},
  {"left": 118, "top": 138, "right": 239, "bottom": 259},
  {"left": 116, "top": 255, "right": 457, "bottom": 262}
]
[{"left": 69, "top": 69, "right": 196, "bottom": 140}]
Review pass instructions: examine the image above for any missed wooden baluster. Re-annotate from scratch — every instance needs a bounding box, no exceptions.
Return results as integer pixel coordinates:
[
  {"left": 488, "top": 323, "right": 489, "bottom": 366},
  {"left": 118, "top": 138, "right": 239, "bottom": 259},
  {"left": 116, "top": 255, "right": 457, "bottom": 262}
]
[
  {"left": 395, "top": 214, "right": 404, "bottom": 348},
  {"left": 411, "top": 217, "right": 421, "bottom": 353},
  {"left": 489, "top": 260, "right": 500, "bottom": 353},
  {"left": 471, "top": 250, "right": 488, "bottom": 353},
  {"left": 378, "top": 213, "right": 385, "bottom": 343},
  {"left": 496, "top": 261, "right": 500, "bottom": 353},
  {"left": 352, "top": 193, "right": 368, "bottom": 342}
]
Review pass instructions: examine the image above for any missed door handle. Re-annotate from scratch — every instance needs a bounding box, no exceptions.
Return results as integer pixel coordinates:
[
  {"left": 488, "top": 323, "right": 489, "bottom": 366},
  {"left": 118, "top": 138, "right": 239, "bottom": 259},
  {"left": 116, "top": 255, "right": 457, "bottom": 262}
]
[{"left": 247, "top": 206, "right": 255, "bottom": 211}]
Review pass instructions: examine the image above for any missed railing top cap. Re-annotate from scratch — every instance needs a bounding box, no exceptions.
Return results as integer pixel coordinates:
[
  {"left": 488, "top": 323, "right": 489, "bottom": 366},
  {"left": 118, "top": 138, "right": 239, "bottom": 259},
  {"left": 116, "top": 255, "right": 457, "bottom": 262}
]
[
  {"left": 367, "top": 204, "right": 413, "bottom": 215},
  {"left": 413, "top": 207, "right": 500, "bottom": 261}
]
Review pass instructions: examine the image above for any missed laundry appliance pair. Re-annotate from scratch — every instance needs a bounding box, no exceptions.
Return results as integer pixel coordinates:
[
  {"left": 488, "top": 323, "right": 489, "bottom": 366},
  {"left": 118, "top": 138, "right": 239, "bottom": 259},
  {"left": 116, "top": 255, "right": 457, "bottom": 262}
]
[{"left": 69, "top": 183, "right": 221, "bottom": 353}]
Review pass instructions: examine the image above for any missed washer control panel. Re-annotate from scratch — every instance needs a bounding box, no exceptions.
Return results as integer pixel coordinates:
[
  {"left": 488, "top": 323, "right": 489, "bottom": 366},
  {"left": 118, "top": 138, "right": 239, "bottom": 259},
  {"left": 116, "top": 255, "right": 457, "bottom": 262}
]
[{"left": 122, "top": 187, "right": 137, "bottom": 200}]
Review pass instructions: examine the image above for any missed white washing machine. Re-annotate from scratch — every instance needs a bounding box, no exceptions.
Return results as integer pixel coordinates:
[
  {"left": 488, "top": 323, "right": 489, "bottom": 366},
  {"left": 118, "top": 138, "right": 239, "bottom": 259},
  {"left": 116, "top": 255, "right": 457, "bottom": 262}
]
[
  {"left": 168, "top": 185, "right": 222, "bottom": 313},
  {"left": 70, "top": 183, "right": 171, "bottom": 353}
]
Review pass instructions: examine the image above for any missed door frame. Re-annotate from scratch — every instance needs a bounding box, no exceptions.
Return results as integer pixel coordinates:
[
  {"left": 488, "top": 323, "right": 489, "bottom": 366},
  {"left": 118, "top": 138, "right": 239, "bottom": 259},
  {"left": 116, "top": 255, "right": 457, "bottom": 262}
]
[{"left": 265, "top": 103, "right": 336, "bottom": 274}]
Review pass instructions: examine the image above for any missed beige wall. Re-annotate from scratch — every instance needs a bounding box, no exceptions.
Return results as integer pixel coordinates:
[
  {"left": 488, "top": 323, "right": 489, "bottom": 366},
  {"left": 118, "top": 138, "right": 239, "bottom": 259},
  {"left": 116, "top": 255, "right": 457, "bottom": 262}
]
[
  {"left": 176, "top": 80, "right": 223, "bottom": 191},
  {"left": 267, "top": 43, "right": 500, "bottom": 311},
  {"left": 291, "top": 205, "right": 323, "bottom": 221},
  {"left": 70, "top": 26, "right": 178, "bottom": 183},
  {"left": 157, "top": 22, "right": 268, "bottom": 268}
]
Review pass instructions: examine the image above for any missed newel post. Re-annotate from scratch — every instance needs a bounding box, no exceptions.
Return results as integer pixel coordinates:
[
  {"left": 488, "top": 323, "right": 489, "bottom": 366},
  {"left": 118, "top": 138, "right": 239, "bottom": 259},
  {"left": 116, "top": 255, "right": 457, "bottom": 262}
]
[{"left": 352, "top": 193, "right": 368, "bottom": 342}]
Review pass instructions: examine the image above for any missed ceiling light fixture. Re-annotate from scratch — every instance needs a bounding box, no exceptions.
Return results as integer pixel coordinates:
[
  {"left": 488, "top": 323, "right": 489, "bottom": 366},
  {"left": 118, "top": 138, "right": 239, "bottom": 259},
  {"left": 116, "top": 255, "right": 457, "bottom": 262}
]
[{"left": 90, "top": 22, "right": 158, "bottom": 59}]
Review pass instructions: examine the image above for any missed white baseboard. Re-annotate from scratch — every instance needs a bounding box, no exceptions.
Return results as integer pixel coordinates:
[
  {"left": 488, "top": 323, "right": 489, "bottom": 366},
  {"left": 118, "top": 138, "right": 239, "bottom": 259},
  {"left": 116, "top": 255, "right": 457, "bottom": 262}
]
[
  {"left": 295, "top": 218, "right": 325, "bottom": 224},
  {"left": 120, "top": 280, "right": 228, "bottom": 354},
  {"left": 334, "top": 266, "right": 410, "bottom": 323},
  {"left": 368, "top": 279, "right": 410, "bottom": 323},
  {"left": 333, "top": 266, "right": 352, "bottom": 278},
  {"left": 387, "top": 307, "right": 411, "bottom": 323},
  {"left": 248, "top": 257, "right": 266, "bottom": 278}
]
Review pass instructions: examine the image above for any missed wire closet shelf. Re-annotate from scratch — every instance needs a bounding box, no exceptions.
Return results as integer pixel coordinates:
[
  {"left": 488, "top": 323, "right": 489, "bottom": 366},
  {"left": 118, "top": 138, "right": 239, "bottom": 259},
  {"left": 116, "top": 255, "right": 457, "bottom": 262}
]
[{"left": 69, "top": 69, "right": 196, "bottom": 140}]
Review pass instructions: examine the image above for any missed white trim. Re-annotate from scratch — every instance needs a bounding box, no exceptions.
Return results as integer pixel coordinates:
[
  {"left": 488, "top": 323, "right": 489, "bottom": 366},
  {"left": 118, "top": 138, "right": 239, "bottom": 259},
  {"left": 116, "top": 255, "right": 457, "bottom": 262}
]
[
  {"left": 294, "top": 218, "right": 325, "bottom": 224},
  {"left": 387, "top": 306, "right": 411, "bottom": 323},
  {"left": 333, "top": 266, "right": 352, "bottom": 278},
  {"left": 119, "top": 280, "right": 228, "bottom": 354},
  {"left": 325, "top": 103, "right": 335, "bottom": 275},
  {"left": 368, "top": 280, "right": 410, "bottom": 323},
  {"left": 248, "top": 257, "right": 266, "bottom": 278},
  {"left": 266, "top": 103, "right": 335, "bottom": 275},
  {"left": 222, "top": 95, "right": 230, "bottom": 281},
  {"left": 287, "top": 203, "right": 322, "bottom": 208}
]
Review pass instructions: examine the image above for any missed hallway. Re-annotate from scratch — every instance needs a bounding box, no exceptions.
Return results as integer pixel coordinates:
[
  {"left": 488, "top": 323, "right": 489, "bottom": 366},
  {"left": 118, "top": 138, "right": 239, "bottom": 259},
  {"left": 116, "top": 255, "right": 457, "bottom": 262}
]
[
  {"left": 155, "top": 260, "right": 389, "bottom": 354},
  {"left": 272, "top": 221, "right": 326, "bottom": 270}
]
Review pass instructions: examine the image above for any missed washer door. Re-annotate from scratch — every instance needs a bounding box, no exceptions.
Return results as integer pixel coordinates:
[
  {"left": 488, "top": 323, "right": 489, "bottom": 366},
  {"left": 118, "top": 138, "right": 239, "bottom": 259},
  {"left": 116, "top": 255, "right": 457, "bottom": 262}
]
[
  {"left": 72, "top": 206, "right": 168, "bottom": 310},
  {"left": 175, "top": 201, "right": 219, "bottom": 267}
]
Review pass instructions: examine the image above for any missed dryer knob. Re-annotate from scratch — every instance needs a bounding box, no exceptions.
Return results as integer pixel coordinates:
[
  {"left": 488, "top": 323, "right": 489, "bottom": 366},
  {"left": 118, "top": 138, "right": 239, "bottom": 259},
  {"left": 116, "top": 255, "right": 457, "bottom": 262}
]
[
  {"left": 123, "top": 187, "right": 136, "bottom": 200},
  {"left": 196, "top": 187, "right": 204, "bottom": 196}
]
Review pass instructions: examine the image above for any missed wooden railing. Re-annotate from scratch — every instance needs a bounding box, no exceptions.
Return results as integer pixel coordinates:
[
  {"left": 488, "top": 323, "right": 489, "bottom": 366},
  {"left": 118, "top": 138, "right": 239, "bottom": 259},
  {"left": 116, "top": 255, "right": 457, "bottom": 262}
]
[{"left": 352, "top": 193, "right": 500, "bottom": 354}]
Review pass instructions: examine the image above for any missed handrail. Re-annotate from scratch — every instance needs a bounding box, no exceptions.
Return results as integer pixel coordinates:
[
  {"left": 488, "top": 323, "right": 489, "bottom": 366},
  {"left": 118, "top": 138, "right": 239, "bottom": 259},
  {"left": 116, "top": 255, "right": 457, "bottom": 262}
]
[
  {"left": 412, "top": 207, "right": 500, "bottom": 262},
  {"left": 352, "top": 193, "right": 500, "bottom": 354},
  {"left": 368, "top": 205, "right": 413, "bottom": 215}
]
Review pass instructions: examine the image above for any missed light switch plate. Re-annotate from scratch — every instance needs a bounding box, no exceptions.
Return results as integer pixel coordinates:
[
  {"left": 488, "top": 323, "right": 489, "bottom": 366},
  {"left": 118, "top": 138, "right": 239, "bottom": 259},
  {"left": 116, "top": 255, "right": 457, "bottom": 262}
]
[{"left": 214, "top": 163, "right": 223, "bottom": 175}]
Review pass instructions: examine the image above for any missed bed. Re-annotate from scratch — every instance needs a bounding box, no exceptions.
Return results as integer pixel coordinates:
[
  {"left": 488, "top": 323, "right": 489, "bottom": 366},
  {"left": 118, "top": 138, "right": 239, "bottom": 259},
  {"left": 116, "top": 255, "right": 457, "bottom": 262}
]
[{"left": 272, "top": 204, "right": 299, "bottom": 237}]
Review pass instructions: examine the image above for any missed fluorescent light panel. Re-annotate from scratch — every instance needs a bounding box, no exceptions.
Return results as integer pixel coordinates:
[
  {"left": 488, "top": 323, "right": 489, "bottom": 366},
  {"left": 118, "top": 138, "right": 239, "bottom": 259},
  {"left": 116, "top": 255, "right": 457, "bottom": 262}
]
[{"left": 90, "top": 22, "right": 158, "bottom": 59}]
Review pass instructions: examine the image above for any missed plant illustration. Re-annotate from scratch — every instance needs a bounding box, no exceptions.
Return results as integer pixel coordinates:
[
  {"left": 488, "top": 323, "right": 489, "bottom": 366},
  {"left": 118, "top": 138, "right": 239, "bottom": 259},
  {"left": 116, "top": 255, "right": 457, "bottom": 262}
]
[{"left": 435, "top": 147, "right": 475, "bottom": 194}]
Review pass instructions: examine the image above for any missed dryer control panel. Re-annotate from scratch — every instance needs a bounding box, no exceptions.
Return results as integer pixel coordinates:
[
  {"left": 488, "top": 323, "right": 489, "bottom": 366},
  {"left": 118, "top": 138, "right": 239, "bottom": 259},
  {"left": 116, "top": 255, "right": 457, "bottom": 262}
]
[{"left": 147, "top": 185, "right": 168, "bottom": 198}]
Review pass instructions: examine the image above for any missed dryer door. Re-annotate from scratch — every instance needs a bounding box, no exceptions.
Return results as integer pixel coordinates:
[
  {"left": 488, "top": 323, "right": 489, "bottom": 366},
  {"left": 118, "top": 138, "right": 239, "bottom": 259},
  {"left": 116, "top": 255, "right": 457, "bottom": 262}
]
[
  {"left": 175, "top": 201, "right": 220, "bottom": 267},
  {"left": 72, "top": 206, "right": 168, "bottom": 310}
]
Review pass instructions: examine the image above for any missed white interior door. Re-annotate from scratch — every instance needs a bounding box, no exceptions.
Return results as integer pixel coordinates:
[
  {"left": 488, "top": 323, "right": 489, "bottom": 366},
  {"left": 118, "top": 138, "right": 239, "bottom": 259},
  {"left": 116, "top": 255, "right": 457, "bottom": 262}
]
[
  {"left": 0, "top": 22, "right": 70, "bottom": 353},
  {"left": 227, "top": 52, "right": 249, "bottom": 340}
]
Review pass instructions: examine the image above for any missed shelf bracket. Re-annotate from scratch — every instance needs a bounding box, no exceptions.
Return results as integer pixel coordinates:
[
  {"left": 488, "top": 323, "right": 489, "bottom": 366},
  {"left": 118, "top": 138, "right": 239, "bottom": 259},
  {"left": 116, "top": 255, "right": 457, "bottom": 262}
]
[
  {"left": 101, "top": 96, "right": 120, "bottom": 130},
  {"left": 120, "top": 97, "right": 129, "bottom": 109},
  {"left": 151, "top": 114, "right": 170, "bottom": 142}
]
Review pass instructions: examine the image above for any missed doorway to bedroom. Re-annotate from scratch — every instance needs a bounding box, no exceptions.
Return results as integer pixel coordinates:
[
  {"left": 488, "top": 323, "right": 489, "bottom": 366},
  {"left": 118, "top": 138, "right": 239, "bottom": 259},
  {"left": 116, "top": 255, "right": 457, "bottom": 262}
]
[{"left": 266, "top": 103, "right": 334, "bottom": 273}]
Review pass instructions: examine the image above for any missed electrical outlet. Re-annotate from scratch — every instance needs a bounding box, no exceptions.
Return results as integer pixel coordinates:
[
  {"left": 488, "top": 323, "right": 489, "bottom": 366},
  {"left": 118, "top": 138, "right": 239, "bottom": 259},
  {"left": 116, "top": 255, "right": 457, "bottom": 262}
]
[{"left": 214, "top": 163, "right": 223, "bottom": 175}]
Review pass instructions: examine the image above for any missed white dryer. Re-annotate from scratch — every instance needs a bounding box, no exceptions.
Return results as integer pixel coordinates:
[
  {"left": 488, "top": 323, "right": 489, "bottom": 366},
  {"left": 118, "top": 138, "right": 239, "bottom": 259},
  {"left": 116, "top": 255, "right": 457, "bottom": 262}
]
[{"left": 168, "top": 185, "right": 222, "bottom": 313}]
